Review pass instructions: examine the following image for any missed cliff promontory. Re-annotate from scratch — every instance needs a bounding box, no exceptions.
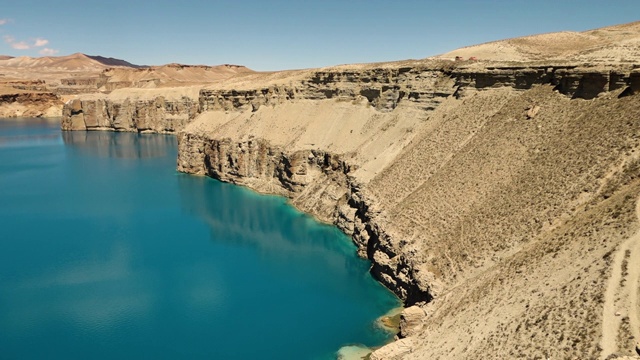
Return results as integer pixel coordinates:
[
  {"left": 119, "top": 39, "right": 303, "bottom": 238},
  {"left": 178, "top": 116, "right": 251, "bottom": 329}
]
[{"left": 60, "top": 21, "right": 640, "bottom": 359}]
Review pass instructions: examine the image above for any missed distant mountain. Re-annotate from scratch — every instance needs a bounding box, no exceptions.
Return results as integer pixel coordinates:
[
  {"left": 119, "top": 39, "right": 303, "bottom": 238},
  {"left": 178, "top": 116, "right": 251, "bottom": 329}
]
[
  {"left": 0, "top": 52, "right": 252, "bottom": 87},
  {"left": 0, "top": 53, "right": 141, "bottom": 71},
  {"left": 85, "top": 55, "right": 145, "bottom": 68}
]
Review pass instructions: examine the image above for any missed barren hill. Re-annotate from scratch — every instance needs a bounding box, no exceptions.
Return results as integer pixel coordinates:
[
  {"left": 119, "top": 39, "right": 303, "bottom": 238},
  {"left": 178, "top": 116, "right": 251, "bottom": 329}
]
[
  {"left": 96, "top": 63, "right": 254, "bottom": 90},
  {"left": 0, "top": 52, "right": 138, "bottom": 73},
  {"left": 0, "top": 53, "right": 140, "bottom": 117},
  {"left": 0, "top": 52, "right": 254, "bottom": 117},
  {"left": 61, "top": 21, "right": 640, "bottom": 359},
  {"left": 437, "top": 21, "right": 640, "bottom": 64}
]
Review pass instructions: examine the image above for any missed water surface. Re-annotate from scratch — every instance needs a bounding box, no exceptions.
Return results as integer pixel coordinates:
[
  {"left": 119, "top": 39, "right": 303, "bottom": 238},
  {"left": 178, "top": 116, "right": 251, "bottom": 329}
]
[{"left": 0, "top": 118, "right": 400, "bottom": 359}]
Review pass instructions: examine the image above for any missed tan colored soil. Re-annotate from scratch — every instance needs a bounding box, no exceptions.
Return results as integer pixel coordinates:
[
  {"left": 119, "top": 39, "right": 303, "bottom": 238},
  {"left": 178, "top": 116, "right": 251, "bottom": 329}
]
[{"left": 436, "top": 21, "right": 640, "bottom": 64}]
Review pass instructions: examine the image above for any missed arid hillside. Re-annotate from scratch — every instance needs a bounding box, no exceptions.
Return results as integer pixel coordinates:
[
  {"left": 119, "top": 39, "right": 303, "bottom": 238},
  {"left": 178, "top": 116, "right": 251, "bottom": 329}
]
[
  {"left": 96, "top": 63, "right": 254, "bottom": 91},
  {"left": 438, "top": 21, "right": 640, "bottom": 64},
  {"left": 0, "top": 53, "right": 253, "bottom": 117},
  {"left": 60, "top": 21, "right": 640, "bottom": 359},
  {"left": 0, "top": 53, "right": 138, "bottom": 83},
  {"left": 0, "top": 53, "right": 141, "bottom": 117}
]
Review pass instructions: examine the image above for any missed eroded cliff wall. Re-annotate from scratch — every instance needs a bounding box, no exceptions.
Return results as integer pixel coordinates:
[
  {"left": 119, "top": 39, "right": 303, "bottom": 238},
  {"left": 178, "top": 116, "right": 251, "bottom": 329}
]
[
  {"left": 61, "top": 63, "right": 640, "bottom": 132},
  {"left": 60, "top": 88, "right": 201, "bottom": 133},
  {"left": 0, "top": 91, "right": 63, "bottom": 118}
]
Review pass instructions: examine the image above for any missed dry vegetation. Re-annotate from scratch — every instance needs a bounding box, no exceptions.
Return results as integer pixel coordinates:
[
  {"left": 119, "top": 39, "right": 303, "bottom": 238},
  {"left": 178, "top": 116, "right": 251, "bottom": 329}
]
[{"left": 366, "top": 85, "right": 640, "bottom": 359}]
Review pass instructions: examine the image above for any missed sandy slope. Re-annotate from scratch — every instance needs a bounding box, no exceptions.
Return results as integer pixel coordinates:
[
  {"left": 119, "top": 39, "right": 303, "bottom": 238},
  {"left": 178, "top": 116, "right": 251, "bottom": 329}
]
[
  {"left": 363, "top": 84, "right": 640, "bottom": 359},
  {"left": 436, "top": 21, "right": 640, "bottom": 64},
  {"left": 99, "top": 63, "right": 254, "bottom": 89},
  {"left": 602, "top": 197, "right": 640, "bottom": 358},
  {"left": 0, "top": 53, "right": 133, "bottom": 83}
]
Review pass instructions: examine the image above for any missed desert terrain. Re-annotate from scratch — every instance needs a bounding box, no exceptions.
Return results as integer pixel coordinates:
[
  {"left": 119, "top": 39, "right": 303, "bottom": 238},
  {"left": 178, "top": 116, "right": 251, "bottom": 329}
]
[
  {"left": 0, "top": 52, "right": 252, "bottom": 117},
  {"left": 12, "top": 20, "right": 640, "bottom": 358}
]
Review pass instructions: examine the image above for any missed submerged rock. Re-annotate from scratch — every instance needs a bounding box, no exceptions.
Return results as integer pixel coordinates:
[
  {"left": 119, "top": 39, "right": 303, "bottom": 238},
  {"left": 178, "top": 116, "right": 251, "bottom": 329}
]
[{"left": 336, "top": 345, "right": 372, "bottom": 360}]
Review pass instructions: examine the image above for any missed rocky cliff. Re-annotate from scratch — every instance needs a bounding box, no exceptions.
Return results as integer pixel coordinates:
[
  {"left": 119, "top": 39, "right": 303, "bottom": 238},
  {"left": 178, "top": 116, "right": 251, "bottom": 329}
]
[
  {"left": 60, "top": 58, "right": 640, "bottom": 359},
  {"left": 62, "top": 63, "right": 640, "bottom": 131},
  {"left": 60, "top": 87, "right": 200, "bottom": 133},
  {"left": 0, "top": 91, "right": 63, "bottom": 118}
]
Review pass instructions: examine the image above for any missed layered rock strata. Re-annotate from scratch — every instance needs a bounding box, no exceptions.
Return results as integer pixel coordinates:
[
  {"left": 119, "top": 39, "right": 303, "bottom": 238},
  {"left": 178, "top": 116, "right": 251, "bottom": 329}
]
[
  {"left": 0, "top": 91, "right": 63, "bottom": 118},
  {"left": 61, "top": 64, "right": 640, "bottom": 131},
  {"left": 176, "top": 134, "right": 436, "bottom": 303},
  {"left": 61, "top": 88, "right": 200, "bottom": 133}
]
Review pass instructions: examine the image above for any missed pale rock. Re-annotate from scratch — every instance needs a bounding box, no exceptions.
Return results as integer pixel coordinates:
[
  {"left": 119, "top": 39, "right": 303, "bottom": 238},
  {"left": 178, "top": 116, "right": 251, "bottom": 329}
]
[
  {"left": 399, "top": 306, "right": 426, "bottom": 338},
  {"left": 526, "top": 105, "right": 540, "bottom": 119},
  {"left": 370, "top": 338, "right": 415, "bottom": 360}
]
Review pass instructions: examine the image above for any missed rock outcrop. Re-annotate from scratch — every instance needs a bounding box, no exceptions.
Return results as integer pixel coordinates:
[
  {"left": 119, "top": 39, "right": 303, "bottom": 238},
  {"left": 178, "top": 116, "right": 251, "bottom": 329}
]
[
  {"left": 0, "top": 91, "right": 63, "bottom": 118},
  {"left": 176, "top": 132, "right": 436, "bottom": 303},
  {"left": 61, "top": 88, "right": 200, "bottom": 133}
]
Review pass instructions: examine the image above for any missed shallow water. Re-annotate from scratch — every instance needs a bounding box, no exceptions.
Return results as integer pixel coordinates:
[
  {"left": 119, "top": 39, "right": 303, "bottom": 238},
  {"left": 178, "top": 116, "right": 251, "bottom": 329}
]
[{"left": 0, "top": 118, "right": 400, "bottom": 359}]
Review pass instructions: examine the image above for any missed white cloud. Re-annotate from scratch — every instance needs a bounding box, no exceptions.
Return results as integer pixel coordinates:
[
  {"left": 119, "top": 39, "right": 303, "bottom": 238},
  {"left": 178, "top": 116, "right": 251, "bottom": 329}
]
[
  {"left": 11, "top": 41, "right": 30, "bottom": 50},
  {"left": 34, "top": 38, "right": 48, "bottom": 47},
  {"left": 4, "top": 35, "right": 54, "bottom": 52},
  {"left": 39, "top": 47, "right": 59, "bottom": 56},
  {"left": 3, "top": 35, "right": 28, "bottom": 49},
  {"left": 2, "top": 25, "right": 55, "bottom": 54}
]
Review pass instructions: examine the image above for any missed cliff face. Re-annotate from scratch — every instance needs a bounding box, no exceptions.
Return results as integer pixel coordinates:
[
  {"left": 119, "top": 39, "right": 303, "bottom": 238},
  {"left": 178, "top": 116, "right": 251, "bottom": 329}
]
[
  {"left": 0, "top": 91, "right": 63, "bottom": 118},
  {"left": 177, "top": 133, "right": 434, "bottom": 303},
  {"left": 199, "top": 66, "right": 453, "bottom": 112},
  {"left": 60, "top": 89, "right": 200, "bottom": 133},
  {"left": 61, "top": 64, "right": 640, "bottom": 131},
  {"left": 61, "top": 60, "right": 640, "bottom": 359},
  {"left": 454, "top": 65, "right": 640, "bottom": 99}
]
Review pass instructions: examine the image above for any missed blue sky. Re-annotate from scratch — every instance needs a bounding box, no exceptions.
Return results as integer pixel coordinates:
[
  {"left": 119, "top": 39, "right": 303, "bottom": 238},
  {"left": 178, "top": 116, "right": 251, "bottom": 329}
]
[{"left": 0, "top": 0, "right": 639, "bottom": 70}]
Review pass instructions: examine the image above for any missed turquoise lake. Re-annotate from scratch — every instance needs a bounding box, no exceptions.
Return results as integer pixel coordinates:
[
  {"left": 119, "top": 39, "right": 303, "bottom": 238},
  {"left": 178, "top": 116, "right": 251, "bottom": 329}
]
[{"left": 0, "top": 118, "right": 400, "bottom": 359}]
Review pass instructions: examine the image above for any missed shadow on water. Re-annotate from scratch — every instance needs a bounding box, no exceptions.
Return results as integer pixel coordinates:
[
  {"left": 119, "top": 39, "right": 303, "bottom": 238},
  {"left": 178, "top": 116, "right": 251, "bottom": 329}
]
[
  {"left": 176, "top": 174, "right": 374, "bottom": 278},
  {"left": 62, "top": 131, "right": 177, "bottom": 159}
]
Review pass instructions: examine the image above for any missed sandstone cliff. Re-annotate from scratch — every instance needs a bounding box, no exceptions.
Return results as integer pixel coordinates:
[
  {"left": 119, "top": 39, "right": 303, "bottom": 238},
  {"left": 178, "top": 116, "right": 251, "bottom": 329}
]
[
  {"left": 60, "top": 24, "right": 640, "bottom": 359},
  {"left": 0, "top": 89, "right": 63, "bottom": 118},
  {"left": 60, "top": 87, "right": 201, "bottom": 133}
]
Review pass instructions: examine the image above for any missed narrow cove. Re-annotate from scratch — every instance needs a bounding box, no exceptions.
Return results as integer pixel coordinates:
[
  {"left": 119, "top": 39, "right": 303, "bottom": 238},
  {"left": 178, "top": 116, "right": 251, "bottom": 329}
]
[{"left": 0, "top": 118, "right": 400, "bottom": 359}]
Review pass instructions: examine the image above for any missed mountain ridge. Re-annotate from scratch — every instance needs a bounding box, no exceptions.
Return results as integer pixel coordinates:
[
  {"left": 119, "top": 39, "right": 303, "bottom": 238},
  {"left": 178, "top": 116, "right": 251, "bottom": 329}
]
[{"left": 0, "top": 52, "right": 141, "bottom": 70}]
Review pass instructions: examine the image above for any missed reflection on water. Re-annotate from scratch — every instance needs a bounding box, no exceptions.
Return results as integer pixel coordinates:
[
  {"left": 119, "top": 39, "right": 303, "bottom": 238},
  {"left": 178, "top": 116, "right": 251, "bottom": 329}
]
[
  {"left": 0, "top": 118, "right": 62, "bottom": 148},
  {"left": 178, "top": 174, "right": 372, "bottom": 281},
  {"left": 62, "top": 131, "right": 176, "bottom": 159}
]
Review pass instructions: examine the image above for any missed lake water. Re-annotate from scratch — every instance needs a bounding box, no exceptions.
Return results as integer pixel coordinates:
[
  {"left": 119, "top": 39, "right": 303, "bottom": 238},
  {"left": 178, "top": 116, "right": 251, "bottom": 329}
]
[{"left": 0, "top": 118, "right": 400, "bottom": 359}]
